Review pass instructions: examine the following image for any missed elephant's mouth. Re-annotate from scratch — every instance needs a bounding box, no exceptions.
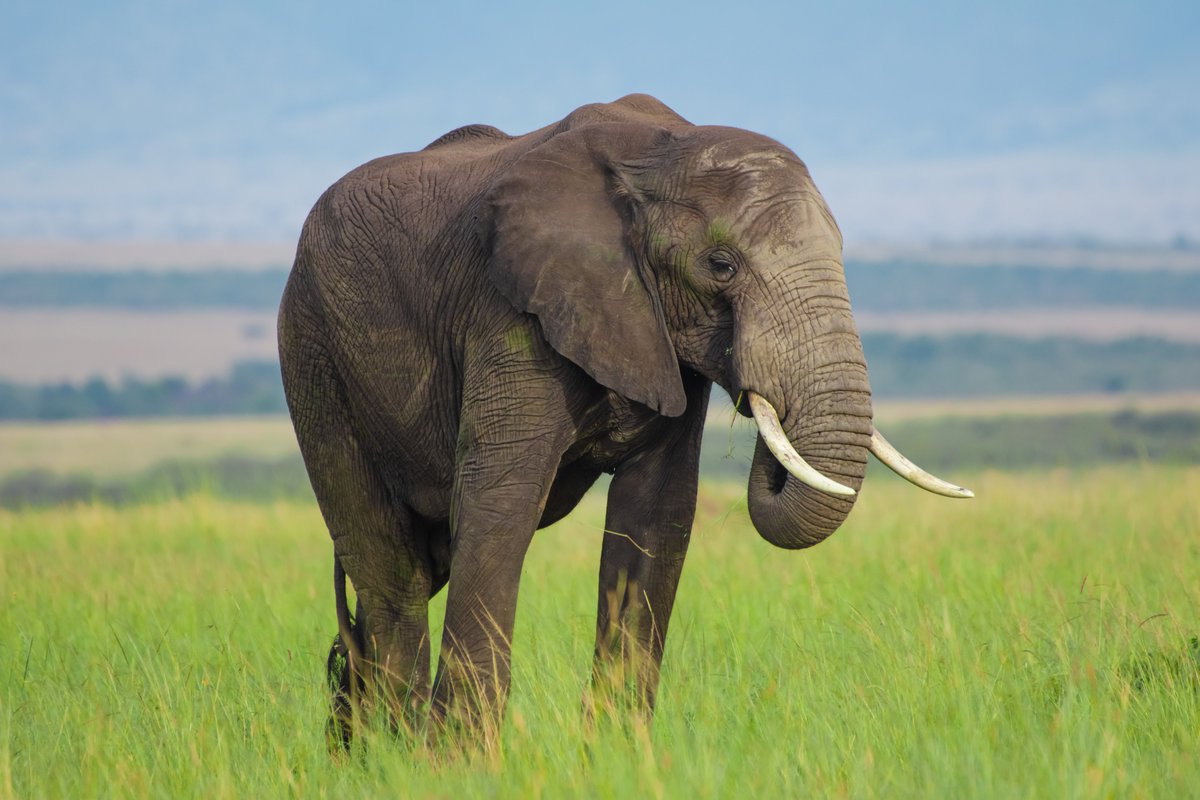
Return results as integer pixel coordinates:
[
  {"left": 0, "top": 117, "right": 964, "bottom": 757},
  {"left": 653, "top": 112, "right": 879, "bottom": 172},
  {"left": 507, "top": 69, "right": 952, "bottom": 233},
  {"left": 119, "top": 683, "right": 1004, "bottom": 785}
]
[
  {"left": 733, "top": 391, "right": 753, "bottom": 418},
  {"left": 744, "top": 390, "right": 974, "bottom": 499},
  {"left": 746, "top": 391, "right": 858, "bottom": 496},
  {"left": 767, "top": 458, "right": 788, "bottom": 495}
]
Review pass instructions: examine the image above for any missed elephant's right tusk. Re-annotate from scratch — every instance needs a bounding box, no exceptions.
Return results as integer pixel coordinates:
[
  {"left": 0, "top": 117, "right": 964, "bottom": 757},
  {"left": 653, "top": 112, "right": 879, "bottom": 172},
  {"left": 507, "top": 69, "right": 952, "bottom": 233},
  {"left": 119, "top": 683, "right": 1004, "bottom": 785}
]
[
  {"left": 748, "top": 391, "right": 857, "bottom": 497},
  {"left": 869, "top": 428, "right": 975, "bottom": 498}
]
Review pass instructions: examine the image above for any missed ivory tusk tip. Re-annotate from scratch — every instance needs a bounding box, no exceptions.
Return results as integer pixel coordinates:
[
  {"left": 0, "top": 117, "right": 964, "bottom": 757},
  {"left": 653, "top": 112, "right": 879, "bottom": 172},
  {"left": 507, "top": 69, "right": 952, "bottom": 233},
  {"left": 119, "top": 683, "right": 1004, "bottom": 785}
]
[{"left": 868, "top": 428, "right": 976, "bottom": 499}]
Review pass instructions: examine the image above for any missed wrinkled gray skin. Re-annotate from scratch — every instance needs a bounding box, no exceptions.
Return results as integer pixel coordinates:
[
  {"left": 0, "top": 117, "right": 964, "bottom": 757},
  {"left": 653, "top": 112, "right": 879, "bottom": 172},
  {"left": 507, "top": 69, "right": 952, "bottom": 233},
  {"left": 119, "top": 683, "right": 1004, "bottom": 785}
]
[{"left": 278, "top": 94, "right": 872, "bottom": 744}]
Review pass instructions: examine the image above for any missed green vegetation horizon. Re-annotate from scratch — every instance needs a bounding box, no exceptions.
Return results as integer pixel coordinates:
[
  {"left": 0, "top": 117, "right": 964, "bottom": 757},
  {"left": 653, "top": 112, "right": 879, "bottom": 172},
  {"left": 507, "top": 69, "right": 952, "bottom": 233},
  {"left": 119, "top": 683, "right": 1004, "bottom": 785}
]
[
  {"left": 6, "top": 261, "right": 1200, "bottom": 311},
  {"left": 7, "top": 331, "right": 1200, "bottom": 421},
  {"left": 2, "top": 406, "right": 1200, "bottom": 510}
]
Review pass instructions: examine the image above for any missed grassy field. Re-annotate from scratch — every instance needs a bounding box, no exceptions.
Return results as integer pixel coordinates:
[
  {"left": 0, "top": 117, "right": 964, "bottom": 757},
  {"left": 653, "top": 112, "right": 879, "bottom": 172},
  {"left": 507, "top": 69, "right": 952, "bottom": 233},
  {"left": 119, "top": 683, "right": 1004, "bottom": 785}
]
[{"left": 3, "top": 467, "right": 1198, "bottom": 797}]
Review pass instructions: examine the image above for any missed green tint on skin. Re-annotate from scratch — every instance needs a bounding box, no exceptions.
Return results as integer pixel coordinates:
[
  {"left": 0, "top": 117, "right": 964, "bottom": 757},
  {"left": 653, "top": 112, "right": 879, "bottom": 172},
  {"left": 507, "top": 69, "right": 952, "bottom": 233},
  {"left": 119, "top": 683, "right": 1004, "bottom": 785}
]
[
  {"left": 585, "top": 243, "right": 625, "bottom": 265},
  {"left": 505, "top": 326, "right": 535, "bottom": 357},
  {"left": 704, "top": 219, "right": 735, "bottom": 247}
]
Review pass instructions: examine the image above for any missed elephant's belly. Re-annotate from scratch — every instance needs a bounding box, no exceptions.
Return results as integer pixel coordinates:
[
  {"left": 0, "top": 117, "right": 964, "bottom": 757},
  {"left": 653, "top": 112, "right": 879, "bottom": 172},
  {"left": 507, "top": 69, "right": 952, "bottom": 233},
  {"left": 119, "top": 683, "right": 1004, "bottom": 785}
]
[{"left": 539, "top": 461, "right": 604, "bottom": 529}]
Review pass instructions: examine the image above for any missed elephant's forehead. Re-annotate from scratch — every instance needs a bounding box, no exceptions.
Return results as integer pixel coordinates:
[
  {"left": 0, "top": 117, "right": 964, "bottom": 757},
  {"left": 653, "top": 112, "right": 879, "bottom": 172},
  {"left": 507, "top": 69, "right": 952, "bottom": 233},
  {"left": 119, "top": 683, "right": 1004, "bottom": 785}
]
[
  {"left": 693, "top": 144, "right": 792, "bottom": 173},
  {"left": 686, "top": 144, "right": 815, "bottom": 204},
  {"left": 721, "top": 177, "right": 842, "bottom": 255},
  {"left": 662, "top": 132, "right": 840, "bottom": 249},
  {"left": 690, "top": 147, "right": 807, "bottom": 192},
  {"left": 737, "top": 191, "right": 840, "bottom": 255},
  {"left": 691, "top": 162, "right": 830, "bottom": 231}
]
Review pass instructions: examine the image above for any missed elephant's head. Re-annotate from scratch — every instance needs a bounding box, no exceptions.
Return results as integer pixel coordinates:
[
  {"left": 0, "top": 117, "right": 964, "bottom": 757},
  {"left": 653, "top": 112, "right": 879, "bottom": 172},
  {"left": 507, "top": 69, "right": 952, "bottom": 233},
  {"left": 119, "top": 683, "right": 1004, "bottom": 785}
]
[{"left": 483, "top": 96, "right": 971, "bottom": 549}]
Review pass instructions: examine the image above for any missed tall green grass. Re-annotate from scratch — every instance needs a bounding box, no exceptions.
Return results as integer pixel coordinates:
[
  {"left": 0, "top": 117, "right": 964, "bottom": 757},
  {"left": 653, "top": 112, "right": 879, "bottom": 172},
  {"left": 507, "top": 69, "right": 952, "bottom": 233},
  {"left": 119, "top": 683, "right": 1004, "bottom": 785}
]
[{"left": 2, "top": 467, "right": 1198, "bottom": 797}]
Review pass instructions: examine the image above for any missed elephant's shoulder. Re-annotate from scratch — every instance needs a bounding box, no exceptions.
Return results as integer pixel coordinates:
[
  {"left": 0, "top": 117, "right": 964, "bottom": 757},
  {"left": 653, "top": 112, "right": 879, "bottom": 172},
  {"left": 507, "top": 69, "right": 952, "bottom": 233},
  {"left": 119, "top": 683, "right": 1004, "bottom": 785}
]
[{"left": 423, "top": 124, "right": 514, "bottom": 151}]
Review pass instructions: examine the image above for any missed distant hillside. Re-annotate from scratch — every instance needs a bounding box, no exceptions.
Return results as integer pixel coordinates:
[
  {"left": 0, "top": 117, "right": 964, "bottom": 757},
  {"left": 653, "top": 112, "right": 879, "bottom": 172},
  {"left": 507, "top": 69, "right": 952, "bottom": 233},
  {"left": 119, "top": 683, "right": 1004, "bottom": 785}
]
[
  {"left": 4, "top": 244, "right": 1199, "bottom": 403},
  {"left": 845, "top": 262, "right": 1200, "bottom": 310},
  {"left": 863, "top": 335, "right": 1200, "bottom": 398},
  {"left": 699, "top": 409, "right": 1200, "bottom": 479},
  {"left": 0, "top": 269, "right": 288, "bottom": 309},
  {"left": 5, "top": 261, "right": 1200, "bottom": 311},
  {"left": 4, "top": 333, "right": 1200, "bottom": 420}
]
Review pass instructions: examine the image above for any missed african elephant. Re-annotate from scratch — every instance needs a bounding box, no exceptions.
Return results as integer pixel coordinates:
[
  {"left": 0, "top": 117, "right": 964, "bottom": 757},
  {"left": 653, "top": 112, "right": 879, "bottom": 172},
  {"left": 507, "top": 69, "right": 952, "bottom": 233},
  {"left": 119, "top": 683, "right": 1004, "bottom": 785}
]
[{"left": 277, "top": 93, "right": 971, "bottom": 745}]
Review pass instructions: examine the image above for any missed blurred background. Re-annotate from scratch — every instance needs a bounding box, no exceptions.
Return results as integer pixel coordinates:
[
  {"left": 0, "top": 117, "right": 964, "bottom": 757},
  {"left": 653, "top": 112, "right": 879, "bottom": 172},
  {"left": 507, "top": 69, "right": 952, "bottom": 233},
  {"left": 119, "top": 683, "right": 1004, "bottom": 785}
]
[{"left": 2, "top": 0, "right": 1198, "bottom": 505}]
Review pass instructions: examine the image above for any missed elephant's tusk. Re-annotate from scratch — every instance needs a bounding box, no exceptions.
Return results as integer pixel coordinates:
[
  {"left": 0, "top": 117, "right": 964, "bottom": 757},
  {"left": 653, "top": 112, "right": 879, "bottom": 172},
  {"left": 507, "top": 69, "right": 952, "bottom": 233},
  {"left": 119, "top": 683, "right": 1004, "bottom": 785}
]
[
  {"left": 869, "top": 428, "right": 975, "bottom": 498},
  {"left": 747, "top": 392, "right": 857, "bottom": 497}
]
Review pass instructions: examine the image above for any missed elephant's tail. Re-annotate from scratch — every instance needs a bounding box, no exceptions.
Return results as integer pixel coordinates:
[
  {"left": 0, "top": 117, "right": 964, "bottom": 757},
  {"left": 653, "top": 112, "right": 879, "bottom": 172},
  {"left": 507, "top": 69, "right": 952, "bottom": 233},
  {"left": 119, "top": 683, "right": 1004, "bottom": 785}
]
[
  {"left": 327, "top": 555, "right": 364, "bottom": 752},
  {"left": 333, "top": 555, "right": 363, "bottom": 667}
]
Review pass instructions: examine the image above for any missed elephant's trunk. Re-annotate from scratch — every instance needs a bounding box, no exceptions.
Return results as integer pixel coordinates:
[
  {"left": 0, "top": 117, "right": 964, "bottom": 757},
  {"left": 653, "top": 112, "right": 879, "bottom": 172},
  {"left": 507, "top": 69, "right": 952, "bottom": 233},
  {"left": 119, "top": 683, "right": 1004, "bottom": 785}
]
[
  {"left": 734, "top": 261, "right": 873, "bottom": 549},
  {"left": 745, "top": 389, "right": 871, "bottom": 549}
]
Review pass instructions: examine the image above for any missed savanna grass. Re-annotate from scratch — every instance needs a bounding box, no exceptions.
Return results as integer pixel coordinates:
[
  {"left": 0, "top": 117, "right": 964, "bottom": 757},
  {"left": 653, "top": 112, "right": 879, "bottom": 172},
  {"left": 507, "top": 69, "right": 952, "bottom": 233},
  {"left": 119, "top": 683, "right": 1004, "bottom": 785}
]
[{"left": 2, "top": 467, "right": 1198, "bottom": 797}]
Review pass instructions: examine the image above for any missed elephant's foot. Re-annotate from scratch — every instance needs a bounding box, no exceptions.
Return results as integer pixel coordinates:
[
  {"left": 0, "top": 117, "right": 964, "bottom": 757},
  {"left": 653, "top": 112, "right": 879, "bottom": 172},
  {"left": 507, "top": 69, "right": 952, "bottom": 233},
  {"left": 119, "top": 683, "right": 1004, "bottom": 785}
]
[
  {"left": 587, "top": 644, "right": 660, "bottom": 725},
  {"left": 425, "top": 649, "right": 513, "bottom": 754},
  {"left": 325, "top": 631, "right": 432, "bottom": 755}
]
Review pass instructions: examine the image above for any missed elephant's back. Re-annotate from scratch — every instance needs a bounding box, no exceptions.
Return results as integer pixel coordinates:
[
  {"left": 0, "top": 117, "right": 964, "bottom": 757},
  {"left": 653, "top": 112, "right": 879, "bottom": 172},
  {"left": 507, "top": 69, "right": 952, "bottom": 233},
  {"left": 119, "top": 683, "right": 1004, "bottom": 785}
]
[
  {"left": 287, "top": 138, "right": 523, "bottom": 442},
  {"left": 307, "top": 128, "right": 530, "bottom": 260},
  {"left": 423, "top": 123, "right": 514, "bottom": 151}
]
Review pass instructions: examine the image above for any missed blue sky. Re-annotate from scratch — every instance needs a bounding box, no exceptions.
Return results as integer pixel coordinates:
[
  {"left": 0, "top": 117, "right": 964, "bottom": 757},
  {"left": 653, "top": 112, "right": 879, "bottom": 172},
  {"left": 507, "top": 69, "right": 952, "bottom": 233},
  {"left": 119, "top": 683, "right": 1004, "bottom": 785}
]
[{"left": 2, "top": 0, "right": 1197, "bottom": 244}]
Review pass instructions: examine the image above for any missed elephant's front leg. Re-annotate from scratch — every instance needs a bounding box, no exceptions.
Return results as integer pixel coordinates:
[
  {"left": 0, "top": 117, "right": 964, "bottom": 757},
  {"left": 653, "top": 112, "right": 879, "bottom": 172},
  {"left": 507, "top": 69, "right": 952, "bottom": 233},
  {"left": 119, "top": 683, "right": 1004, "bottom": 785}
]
[
  {"left": 430, "top": 373, "right": 578, "bottom": 741},
  {"left": 592, "top": 381, "right": 710, "bottom": 715}
]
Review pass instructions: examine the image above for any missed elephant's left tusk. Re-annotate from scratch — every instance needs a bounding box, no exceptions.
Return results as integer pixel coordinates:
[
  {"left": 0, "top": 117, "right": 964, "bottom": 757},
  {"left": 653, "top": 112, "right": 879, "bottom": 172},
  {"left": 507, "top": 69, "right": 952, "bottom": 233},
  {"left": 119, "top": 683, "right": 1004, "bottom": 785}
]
[
  {"left": 748, "top": 392, "right": 857, "bottom": 497},
  {"left": 869, "top": 428, "right": 975, "bottom": 498}
]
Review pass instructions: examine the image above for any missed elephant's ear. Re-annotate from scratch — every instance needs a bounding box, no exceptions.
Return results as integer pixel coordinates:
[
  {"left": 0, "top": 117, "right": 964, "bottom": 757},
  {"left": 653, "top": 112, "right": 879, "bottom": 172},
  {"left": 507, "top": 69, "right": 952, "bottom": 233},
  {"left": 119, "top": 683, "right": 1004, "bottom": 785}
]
[{"left": 481, "top": 122, "right": 687, "bottom": 417}]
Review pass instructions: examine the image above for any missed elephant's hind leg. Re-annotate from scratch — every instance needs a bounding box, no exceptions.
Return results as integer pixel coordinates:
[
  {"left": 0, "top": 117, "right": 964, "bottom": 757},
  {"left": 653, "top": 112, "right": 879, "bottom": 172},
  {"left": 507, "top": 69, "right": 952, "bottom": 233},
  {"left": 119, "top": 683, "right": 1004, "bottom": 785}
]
[
  {"left": 295, "top": 394, "right": 434, "bottom": 743},
  {"left": 280, "top": 295, "right": 434, "bottom": 745}
]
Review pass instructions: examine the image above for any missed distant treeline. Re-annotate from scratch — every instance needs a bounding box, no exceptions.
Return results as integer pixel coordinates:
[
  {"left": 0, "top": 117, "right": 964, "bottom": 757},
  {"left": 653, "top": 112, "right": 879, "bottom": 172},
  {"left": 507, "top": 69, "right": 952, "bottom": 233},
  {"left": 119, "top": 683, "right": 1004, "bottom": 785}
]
[
  {"left": 861, "top": 409, "right": 1200, "bottom": 472},
  {"left": 846, "top": 262, "right": 1200, "bottom": 310},
  {"left": 3, "top": 334, "right": 1200, "bottom": 421},
  {"left": 0, "top": 362, "right": 285, "bottom": 420},
  {"left": 863, "top": 335, "right": 1200, "bottom": 397},
  {"left": 3, "top": 409, "right": 1197, "bottom": 508},
  {"left": 703, "top": 409, "right": 1200, "bottom": 480},
  {"left": 0, "top": 269, "right": 289, "bottom": 309},
  {"left": 0, "top": 455, "right": 310, "bottom": 508},
  {"left": 5, "top": 262, "right": 1200, "bottom": 310}
]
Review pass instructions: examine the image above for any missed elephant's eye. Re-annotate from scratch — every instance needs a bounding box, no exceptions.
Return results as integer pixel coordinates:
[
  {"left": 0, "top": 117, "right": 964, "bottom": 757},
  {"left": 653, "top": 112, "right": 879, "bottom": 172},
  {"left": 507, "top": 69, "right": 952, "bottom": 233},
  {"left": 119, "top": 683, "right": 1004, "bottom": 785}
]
[{"left": 708, "top": 253, "right": 738, "bottom": 280}]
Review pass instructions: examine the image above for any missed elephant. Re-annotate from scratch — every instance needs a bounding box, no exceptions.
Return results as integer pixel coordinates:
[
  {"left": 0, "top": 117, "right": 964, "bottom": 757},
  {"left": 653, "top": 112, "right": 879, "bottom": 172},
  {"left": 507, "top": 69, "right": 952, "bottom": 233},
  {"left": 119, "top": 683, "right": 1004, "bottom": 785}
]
[{"left": 277, "top": 93, "right": 972, "bottom": 745}]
